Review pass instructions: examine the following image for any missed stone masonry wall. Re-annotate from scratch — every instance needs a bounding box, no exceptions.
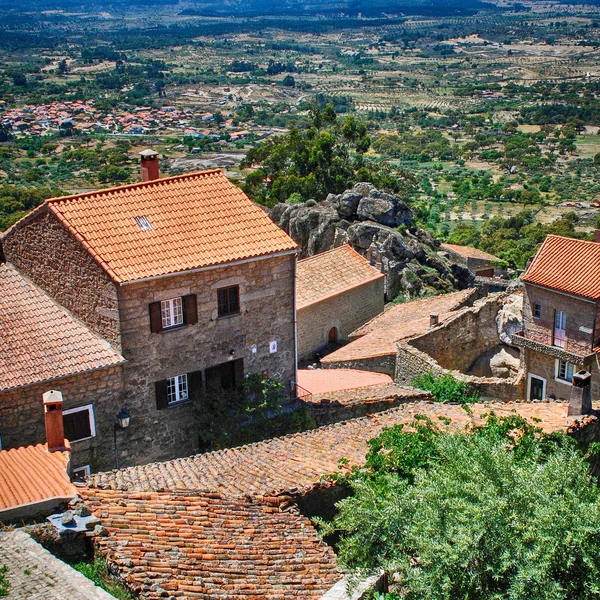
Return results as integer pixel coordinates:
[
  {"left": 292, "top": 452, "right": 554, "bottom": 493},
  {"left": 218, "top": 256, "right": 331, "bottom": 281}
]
[
  {"left": 522, "top": 285, "right": 597, "bottom": 355},
  {"left": 116, "top": 253, "right": 296, "bottom": 467},
  {"left": 2, "top": 208, "right": 121, "bottom": 350},
  {"left": 322, "top": 355, "right": 397, "bottom": 377},
  {"left": 395, "top": 341, "right": 523, "bottom": 401},
  {"left": 0, "top": 366, "right": 124, "bottom": 473},
  {"left": 409, "top": 295, "right": 506, "bottom": 373},
  {"left": 297, "top": 278, "right": 384, "bottom": 361}
]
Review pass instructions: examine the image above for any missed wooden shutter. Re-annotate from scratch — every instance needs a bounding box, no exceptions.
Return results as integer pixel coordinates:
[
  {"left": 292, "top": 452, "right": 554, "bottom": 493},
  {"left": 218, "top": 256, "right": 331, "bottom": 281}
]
[
  {"left": 183, "top": 294, "right": 198, "bottom": 325},
  {"left": 149, "top": 302, "right": 163, "bottom": 333},
  {"left": 217, "top": 289, "right": 228, "bottom": 317},
  {"left": 230, "top": 286, "right": 240, "bottom": 314},
  {"left": 205, "top": 365, "right": 221, "bottom": 393},
  {"left": 233, "top": 359, "right": 245, "bottom": 390},
  {"left": 155, "top": 379, "right": 169, "bottom": 409},
  {"left": 187, "top": 370, "right": 203, "bottom": 400}
]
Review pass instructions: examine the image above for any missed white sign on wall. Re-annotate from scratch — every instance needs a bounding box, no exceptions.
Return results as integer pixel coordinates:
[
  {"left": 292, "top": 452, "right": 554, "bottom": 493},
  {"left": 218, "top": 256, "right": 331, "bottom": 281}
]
[{"left": 269, "top": 340, "right": 278, "bottom": 354}]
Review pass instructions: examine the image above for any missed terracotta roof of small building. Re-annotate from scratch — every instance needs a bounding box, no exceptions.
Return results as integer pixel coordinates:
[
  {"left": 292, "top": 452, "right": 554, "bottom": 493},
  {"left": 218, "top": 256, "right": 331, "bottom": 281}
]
[
  {"left": 296, "top": 245, "right": 384, "bottom": 309},
  {"left": 297, "top": 368, "right": 393, "bottom": 395},
  {"left": 522, "top": 235, "right": 600, "bottom": 300},
  {"left": 321, "top": 289, "right": 476, "bottom": 364},
  {"left": 0, "top": 263, "right": 124, "bottom": 391},
  {"left": 441, "top": 243, "right": 500, "bottom": 262},
  {"left": 84, "top": 490, "right": 342, "bottom": 600},
  {"left": 0, "top": 444, "right": 76, "bottom": 518},
  {"left": 38, "top": 170, "right": 297, "bottom": 284}
]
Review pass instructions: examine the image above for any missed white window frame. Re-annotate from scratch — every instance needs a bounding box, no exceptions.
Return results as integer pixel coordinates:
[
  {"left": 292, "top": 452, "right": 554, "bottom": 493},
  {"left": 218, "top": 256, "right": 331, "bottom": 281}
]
[
  {"left": 533, "top": 304, "right": 541, "bottom": 319},
  {"left": 72, "top": 465, "right": 91, "bottom": 481},
  {"left": 161, "top": 297, "right": 184, "bottom": 329},
  {"left": 62, "top": 404, "right": 96, "bottom": 442},
  {"left": 555, "top": 359, "right": 575, "bottom": 385},
  {"left": 527, "top": 373, "right": 546, "bottom": 402},
  {"left": 167, "top": 374, "right": 189, "bottom": 405}
]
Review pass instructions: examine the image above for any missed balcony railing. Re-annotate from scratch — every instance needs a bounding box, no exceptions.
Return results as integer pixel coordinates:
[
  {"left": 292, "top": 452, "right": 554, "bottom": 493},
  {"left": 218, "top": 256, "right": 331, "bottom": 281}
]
[{"left": 511, "top": 330, "right": 596, "bottom": 362}]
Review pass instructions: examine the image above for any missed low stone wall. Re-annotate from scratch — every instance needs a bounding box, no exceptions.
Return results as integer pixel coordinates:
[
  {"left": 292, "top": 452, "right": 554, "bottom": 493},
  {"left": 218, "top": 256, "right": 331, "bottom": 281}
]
[
  {"left": 395, "top": 340, "right": 524, "bottom": 402},
  {"left": 302, "top": 384, "right": 432, "bottom": 426},
  {"left": 321, "top": 355, "right": 397, "bottom": 377}
]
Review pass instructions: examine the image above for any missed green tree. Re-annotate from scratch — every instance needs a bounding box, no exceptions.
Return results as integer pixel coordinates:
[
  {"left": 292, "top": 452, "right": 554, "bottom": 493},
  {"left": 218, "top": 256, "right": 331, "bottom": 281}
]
[{"left": 322, "top": 417, "right": 600, "bottom": 600}]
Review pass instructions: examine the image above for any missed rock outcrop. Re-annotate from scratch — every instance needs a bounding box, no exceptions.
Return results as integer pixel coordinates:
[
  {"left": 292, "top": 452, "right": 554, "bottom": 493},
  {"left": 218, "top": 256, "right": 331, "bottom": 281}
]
[{"left": 270, "top": 183, "right": 474, "bottom": 300}]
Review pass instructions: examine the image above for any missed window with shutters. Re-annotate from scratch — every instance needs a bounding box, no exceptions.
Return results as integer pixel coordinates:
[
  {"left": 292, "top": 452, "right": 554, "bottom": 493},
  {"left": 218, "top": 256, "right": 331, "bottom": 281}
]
[
  {"left": 167, "top": 374, "right": 188, "bottom": 404},
  {"left": 556, "top": 359, "right": 575, "bottom": 383},
  {"left": 161, "top": 297, "right": 183, "bottom": 329},
  {"left": 63, "top": 405, "right": 96, "bottom": 442},
  {"left": 217, "top": 285, "right": 240, "bottom": 317}
]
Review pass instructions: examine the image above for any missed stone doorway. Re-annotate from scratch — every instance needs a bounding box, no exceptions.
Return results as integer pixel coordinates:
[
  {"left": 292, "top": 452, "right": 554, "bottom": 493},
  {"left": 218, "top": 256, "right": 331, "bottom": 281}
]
[{"left": 328, "top": 327, "right": 338, "bottom": 344}]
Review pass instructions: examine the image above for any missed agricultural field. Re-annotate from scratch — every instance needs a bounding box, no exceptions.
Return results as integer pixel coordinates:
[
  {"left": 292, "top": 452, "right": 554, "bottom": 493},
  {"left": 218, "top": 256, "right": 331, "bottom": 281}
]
[{"left": 3, "top": 0, "right": 600, "bottom": 262}]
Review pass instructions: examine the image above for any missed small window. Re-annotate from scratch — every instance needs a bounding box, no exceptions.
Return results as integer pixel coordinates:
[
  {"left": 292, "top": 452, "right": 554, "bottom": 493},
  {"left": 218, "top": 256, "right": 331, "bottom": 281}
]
[
  {"left": 161, "top": 297, "right": 184, "bottom": 329},
  {"left": 72, "top": 465, "right": 91, "bottom": 483},
  {"left": 217, "top": 285, "right": 240, "bottom": 317},
  {"left": 557, "top": 360, "right": 575, "bottom": 383},
  {"left": 135, "top": 216, "right": 153, "bottom": 231},
  {"left": 533, "top": 304, "right": 541, "bottom": 319},
  {"left": 63, "top": 405, "right": 95, "bottom": 442},
  {"left": 167, "top": 374, "right": 189, "bottom": 405}
]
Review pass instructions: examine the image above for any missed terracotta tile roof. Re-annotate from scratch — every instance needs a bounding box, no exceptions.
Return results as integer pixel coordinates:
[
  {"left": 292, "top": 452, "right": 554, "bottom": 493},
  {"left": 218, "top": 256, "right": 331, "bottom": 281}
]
[
  {"left": 0, "top": 444, "right": 76, "bottom": 517},
  {"left": 84, "top": 490, "right": 342, "bottom": 600},
  {"left": 321, "top": 289, "right": 476, "bottom": 363},
  {"left": 522, "top": 235, "right": 600, "bottom": 300},
  {"left": 0, "top": 263, "right": 124, "bottom": 391},
  {"left": 88, "top": 397, "right": 566, "bottom": 497},
  {"left": 297, "top": 245, "right": 384, "bottom": 309},
  {"left": 441, "top": 243, "right": 500, "bottom": 262},
  {"left": 297, "top": 368, "right": 392, "bottom": 395},
  {"left": 44, "top": 170, "right": 297, "bottom": 284}
]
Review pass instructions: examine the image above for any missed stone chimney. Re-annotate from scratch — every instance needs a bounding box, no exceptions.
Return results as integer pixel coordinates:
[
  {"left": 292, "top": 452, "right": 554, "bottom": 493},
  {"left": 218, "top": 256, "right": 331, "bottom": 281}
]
[
  {"left": 43, "top": 390, "right": 68, "bottom": 452},
  {"left": 430, "top": 313, "right": 439, "bottom": 328},
  {"left": 140, "top": 149, "right": 160, "bottom": 182},
  {"left": 568, "top": 370, "right": 593, "bottom": 416},
  {"left": 595, "top": 229, "right": 600, "bottom": 244}
]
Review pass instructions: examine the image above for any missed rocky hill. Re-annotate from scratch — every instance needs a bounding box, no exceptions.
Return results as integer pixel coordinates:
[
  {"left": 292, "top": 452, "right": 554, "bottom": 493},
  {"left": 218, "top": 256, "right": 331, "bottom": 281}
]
[{"left": 270, "top": 182, "right": 474, "bottom": 301}]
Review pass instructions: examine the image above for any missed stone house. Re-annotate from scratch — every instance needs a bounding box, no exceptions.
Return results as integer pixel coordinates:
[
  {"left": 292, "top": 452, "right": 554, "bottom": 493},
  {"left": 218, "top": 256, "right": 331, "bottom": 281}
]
[
  {"left": 440, "top": 243, "right": 503, "bottom": 278},
  {"left": 296, "top": 244, "right": 385, "bottom": 361},
  {"left": 1, "top": 162, "right": 297, "bottom": 473},
  {"left": 512, "top": 234, "right": 600, "bottom": 402}
]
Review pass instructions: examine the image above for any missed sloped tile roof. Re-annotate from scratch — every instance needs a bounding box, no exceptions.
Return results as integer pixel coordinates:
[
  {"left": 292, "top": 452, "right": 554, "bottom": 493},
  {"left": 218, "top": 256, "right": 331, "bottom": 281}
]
[
  {"left": 0, "top": 444, "right": 76, "bottom": 516},
  {"left": 522, "top": 235, "right": 600, "bottom": 300},
  {"left": 321, "top": 289, "right": 476, "bottom": 363},
  {"left": 45, "top": 170, "right": 297, "bottom": 284},
  {"left": 297, "top": 368, "right": 392, "bottom": 395},
  {"left": 84, "top": 490, "right": 342, "bottom": 600},
  {"left": 0, "top": 263, "right": 124, "bottom": 391},
  {"left": 296, "top": 245, "right": 384, "bottom": 309},
  {"left": 441, "top": 243, "right": 500, "bottom": 262}
]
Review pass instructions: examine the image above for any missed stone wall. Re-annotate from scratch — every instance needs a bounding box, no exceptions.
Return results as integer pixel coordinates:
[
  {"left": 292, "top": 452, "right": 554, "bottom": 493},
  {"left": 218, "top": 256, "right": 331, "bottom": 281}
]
[
  {"left": 409, "top": 294, "right": 508, "bottom": 373},
  {"left": 2, "top": 208, "right": 121, "bottom": 350},
  {"left": 322, "top": 355, "right": 397, "bottom": 377},
  {"left": 116, "top": 253, "right": 297, "bottom": 466},
  {"left": 297, "top": 278, "right": 384, "bottom": 361},
  {"left": 522, "top": 284, "right": 597, "bottom": 355},
  {"left": 0, "top": 366, "right": 124, "bottom": 473}
]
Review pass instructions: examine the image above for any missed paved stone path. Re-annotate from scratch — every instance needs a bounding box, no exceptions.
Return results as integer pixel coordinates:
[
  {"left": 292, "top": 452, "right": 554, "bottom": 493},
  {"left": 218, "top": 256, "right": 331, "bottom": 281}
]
[{"left": 0, "top": 530, "right": 115, "bottom": 600}]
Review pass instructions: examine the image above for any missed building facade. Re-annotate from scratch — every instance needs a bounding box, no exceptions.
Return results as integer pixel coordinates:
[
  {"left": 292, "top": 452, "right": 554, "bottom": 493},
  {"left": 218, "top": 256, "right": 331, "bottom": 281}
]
[
  {"left": 1, "top": 164, "right": 297, "bottom": 472},
  {"left": 512, "top": 234, "right": 600, "bottom": 402}
]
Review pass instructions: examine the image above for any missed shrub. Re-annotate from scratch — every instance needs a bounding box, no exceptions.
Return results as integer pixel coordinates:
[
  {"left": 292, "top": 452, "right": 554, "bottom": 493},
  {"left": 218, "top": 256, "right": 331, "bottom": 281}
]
[
  {"left": 412, "top": 371, "right": 479, "bottom": 404},
  {"left": 0, "top": 565, "right": 9, "bottom": 598}
]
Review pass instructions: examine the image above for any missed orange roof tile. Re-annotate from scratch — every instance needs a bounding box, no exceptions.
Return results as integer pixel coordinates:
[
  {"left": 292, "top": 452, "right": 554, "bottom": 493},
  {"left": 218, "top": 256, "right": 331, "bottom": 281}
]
[
  {"left": 321, "top": 289, "right": 476, "bottom": 363},
  {"left": 84, "top": 490, "right": 342, "bottom": 600},
  {"left": 0, "top": 264, "right": 124, "bottom": 391},
  {"left": 441, "top": 243, "right": 500, "bottom": 262},
  {"left": 522, "top": 235, "right": 600, "bottom": 300},
  {"left": 297, "top": 368, "right": 392, "bottom": 395},
  {"left": 44, "top": 170, "right": 297, "bottom": 284},
  {"left": 296, "top": 245, "right": 384, "bottom": 309},
  {"left": 0, "top": 444, "right": 76, "bottom": 517}
]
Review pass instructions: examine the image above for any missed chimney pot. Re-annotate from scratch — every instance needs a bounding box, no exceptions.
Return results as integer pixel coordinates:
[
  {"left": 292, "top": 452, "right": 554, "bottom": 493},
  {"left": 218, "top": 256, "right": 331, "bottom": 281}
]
[
  {"left": 140, "top": 149, "right": 160, "bottom": 182},
  {"left": 43, "top": 390, "right": 67, "bottom": 452},
  {"left": 430, "top": 313, "right": 439, "bottom": 328},
  {"left": 595, "top": 229, "right": 600, "bottom": 244}
]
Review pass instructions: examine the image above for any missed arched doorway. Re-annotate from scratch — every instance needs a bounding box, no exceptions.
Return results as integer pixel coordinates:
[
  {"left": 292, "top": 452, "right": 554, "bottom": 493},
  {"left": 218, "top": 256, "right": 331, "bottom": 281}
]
[{"left": 328, "top": 327, "right": 338, "bottom": 344}]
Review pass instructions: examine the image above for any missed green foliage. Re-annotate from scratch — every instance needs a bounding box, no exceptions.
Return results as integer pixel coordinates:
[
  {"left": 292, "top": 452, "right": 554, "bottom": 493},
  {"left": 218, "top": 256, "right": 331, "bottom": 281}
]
[
  {"left": 412, "top": 372, "right": 479, "bottom": 404},
  {"left": 193, "top": 374, "right": 315, "bottom": 451},
  {"left": 72, "top": 557, "right": 133, "bottom": 600},
  {"left": 321, "top": 415, "right": 600, "bottom": 600},
  {"left": 0, "top": 565, "right": 8, "bottom": 598}
]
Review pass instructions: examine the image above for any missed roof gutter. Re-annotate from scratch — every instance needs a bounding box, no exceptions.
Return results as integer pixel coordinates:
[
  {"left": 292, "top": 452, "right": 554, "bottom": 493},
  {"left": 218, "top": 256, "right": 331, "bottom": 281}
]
[{"left": 118, "top": 248, "right": 298, "bottom": 286}]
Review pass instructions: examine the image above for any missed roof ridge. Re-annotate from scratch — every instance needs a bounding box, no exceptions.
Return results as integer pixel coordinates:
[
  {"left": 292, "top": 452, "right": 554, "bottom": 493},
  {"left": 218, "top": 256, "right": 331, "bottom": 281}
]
[
  {"left": 297, "top": 243, "right": 356, "bottom": 263},
  {"left": 45, "top": 169, "right": 224, "bottom": 205}
]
